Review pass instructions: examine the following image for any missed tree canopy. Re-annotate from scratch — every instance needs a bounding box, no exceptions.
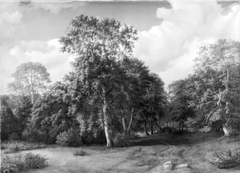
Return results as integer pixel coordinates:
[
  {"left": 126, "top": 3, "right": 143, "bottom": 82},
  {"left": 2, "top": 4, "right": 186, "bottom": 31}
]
[{"left": 8, "top": 62, "right": 51, "bottom": 104}]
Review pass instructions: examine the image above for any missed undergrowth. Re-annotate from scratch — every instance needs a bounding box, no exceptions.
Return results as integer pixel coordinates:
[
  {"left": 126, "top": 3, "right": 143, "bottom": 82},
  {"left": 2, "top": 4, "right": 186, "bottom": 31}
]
[
  {"left": 1, "top": 152, "right": 48, "bottom": 173},
  {"left": 209, "top": 148, "right": 240, "bottom": 169},
  {"left": 1, "top": 141, "right": 46, "bottom": 154}
]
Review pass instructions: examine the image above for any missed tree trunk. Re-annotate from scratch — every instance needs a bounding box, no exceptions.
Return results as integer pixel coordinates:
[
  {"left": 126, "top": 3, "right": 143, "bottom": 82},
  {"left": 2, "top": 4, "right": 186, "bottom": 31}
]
[
  {"left": 102, "top": 86, "right": 114, "bottom": 147},
  {"left": 224, "top": 69, "right": 232, "bottom": 136},
  {"left": 223, "top": 125, "right": 232, "bottom": 136},
  {"left": 122, "top": 117, "right": 127, "bottom": 135},
  {"left": 150, "top": 120, "right": 154, "bottom": 135},
  {"left": 144, "top": 121, "right": 149, "bottom": 136},
  {"left": 31, "top": 91, "right": 34, "bottom": 104},
  {"left": 126, "top": 107, "right": 133, "bottom": 136},
  {"left": 122, "top": 107, "right": 133, "bottom": 136}
]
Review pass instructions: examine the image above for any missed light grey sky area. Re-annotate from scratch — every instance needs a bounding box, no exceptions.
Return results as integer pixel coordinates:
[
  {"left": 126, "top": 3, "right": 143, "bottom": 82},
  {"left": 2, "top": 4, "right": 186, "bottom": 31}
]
[{"left": 0, "top": 0, "right": 240, "bottom": 94}]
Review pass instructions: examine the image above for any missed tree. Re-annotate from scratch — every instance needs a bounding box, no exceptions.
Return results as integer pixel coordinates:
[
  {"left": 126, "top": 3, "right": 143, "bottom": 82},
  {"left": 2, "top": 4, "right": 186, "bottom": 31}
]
[
  {"left": 168, "top": 79, "right": 195, "bottom": 132},
  {"left": 194, "top": 39, "right": 240, "bottom": 136},
  {"left": 136, "top": 73, "right": 167, "bottom": 135},
  {"left": 0, "top": 95, "right": 19, "bottom": 140},
  {"left": 116, "top": 58, "right": 152, "bottom": 136},
  {"left": 12, "top": 95, "right": 32, "bottom": 134},
  {"left": 31, "top": 82, "right": 78, "bottom": 143},
  {"left": 60, "top": 15, "right": 137, "bottom": 147},
  {"left": 8, "top": 62, "right": 51, "bottom": 104}
]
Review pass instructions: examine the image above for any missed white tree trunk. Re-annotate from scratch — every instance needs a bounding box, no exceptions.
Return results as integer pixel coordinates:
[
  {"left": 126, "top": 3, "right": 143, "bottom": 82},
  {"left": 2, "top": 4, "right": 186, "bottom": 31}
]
[
  {"left": 223, "top": 126, "right": 231, "bottom": 136},
  {"left": 102, "top": 86, "right": 113, "bottom": 147}
]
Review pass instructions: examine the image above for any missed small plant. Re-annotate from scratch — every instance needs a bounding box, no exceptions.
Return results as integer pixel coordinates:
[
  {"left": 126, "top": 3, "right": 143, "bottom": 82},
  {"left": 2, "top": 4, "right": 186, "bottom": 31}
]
[
  {"left": 209, "top": 149, "right": 240, "bottom": 169},
  {"left": 1, "top": 153, "right": 48, "bottom": 173},
  {"left": 113, "top": 133, "right": 130, "bottom": 147},
  {"left": 1, "top": 163, "right": 19, "bottom": 173},
  {"left": 9, "top": 132, "right": 21, "bottom": 141},
  {"left": 73, "top": 150, "right": 87, "bottom": 156},
  {"left": 24, "top": 152, "right": 48, "bottom": 169}
]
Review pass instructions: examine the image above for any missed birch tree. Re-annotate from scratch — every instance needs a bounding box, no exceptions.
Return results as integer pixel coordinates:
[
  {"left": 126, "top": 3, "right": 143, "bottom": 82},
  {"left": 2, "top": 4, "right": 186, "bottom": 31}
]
[{"left": 60, "top": 15, "right": 137, "bottom": 147}]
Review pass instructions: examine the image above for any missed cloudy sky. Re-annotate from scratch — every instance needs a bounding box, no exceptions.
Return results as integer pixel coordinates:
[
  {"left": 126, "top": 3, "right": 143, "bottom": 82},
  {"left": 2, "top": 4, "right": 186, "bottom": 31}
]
[{"left": 0, "top": 0, "right": 240, "bottom": 94}]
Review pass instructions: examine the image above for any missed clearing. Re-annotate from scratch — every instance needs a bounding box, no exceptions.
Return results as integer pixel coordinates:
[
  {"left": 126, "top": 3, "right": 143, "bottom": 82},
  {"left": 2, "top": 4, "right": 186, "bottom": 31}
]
[{"left": 2, "top": 132, "right": 240, "bottom": 173}]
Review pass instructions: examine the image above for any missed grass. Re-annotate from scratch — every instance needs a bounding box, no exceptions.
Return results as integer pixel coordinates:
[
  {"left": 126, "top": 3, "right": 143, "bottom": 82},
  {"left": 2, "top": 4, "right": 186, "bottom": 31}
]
[
  {"left": 1, "top": 132, "right": 240, "bottom": 173},
  {"left": 1, "top": 141, "right": 46, "bottom": 154},
  {"left": 1, "top": 152, "right": 48, "bottom": 173}
]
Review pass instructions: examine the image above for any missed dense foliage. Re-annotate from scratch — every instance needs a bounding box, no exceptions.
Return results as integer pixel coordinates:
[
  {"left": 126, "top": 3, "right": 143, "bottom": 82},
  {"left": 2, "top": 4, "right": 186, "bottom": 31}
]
[{"left": 2, "top": 14, "right": 239, "bottom": 148}]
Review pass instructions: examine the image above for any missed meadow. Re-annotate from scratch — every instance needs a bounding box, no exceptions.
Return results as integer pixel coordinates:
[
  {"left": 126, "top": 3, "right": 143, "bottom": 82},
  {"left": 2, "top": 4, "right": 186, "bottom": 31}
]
[{"left": 1, "top": 132, "right": 240, "bottom": 173}]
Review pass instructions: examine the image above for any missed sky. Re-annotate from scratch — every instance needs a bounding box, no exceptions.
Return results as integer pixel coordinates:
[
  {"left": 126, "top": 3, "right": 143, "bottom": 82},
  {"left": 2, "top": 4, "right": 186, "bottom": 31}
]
[{"left": 0, "top": 0, "right": 240, "bottom": 94}]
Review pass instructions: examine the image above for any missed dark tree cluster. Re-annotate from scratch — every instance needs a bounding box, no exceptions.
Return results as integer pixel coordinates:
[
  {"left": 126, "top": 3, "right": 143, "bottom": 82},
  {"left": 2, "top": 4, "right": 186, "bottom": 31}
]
[{"left": 1, "top": 15, "right": 167, "bottom": 147}]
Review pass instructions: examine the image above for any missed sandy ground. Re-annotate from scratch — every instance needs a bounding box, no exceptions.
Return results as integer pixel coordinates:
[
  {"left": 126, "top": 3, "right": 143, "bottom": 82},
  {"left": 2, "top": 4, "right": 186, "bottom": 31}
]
[{"left": 1, "top": 132, "right": 240, "bottom": 173}]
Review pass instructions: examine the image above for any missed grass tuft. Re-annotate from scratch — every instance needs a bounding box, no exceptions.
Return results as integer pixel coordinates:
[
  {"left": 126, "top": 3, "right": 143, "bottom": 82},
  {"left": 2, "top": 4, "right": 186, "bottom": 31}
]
[
  {"left": 73, "top": 150, "right": 88, "bottom": 156},
  {"left": 1, "top": 152, "right": 48, "bottom": 173},
  {"left": 209, "top": 148, "right": 240, "bottom": 169}
]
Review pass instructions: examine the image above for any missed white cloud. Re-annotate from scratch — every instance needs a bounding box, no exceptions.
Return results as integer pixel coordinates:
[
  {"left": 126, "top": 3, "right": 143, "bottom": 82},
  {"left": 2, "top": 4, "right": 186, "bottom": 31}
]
[
  {"left": 0, "top": 4, "right": 23, "bottom": 42},
  {"left": 134, "top": 0, "right": 240, "bottom": 87},
  {"left": 32, "top": 3, "right": 85, "bottom": 15},
  {"left": 0, "top": 11, "right": 22, "bottom": 24}
]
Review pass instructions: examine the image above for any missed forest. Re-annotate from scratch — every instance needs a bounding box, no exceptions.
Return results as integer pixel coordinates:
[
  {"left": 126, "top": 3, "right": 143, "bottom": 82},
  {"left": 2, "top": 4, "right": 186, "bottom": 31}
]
[{"left": 1, "top": 15, "right": 240, "bottom": 173}]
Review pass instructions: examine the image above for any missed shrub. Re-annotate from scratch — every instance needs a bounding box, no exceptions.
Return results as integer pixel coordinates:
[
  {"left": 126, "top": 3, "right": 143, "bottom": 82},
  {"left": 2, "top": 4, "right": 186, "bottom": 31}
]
[
  {"left": 22, "top": 129, "right": 48, "bottom": 143},
  {"left": 209, "top": 149, "right": 240, "bottom": 169},
  {"left": 1, "top": 163, "right": 19, "bottom": 173},
  {"left": 199, "top": 126, "right": 212, "bottom": 133},
  {"left": 56, "top": 128, "right": 82, "bottom": 147},
  {"left": 1, "top": 152, "right": 48, "bottom": 173},
  {"left": 9, "top": 132, "right": 21, "bottom": 141},
  {"left": 113, "top": 133, "right": 130, "bottom": 147},
  {"left": 24, "top": 153, "right": 48, "bottom": 169},
  {"left": 83, "top": 131, "right": 106, "bottom": 144},
  {"left": 73, "top": 150, "right": 87, "bottom": 156},
  {"left": 1, "top": 154, "right": 25, "bottom": 172}
]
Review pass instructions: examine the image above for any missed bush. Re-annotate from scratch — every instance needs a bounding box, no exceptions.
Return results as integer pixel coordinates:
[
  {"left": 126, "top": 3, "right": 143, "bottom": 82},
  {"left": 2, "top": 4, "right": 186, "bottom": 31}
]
[
  {"left": 113, "top": 133, "right": 130, "bottom": 147},
  {"left": 24, "top": 153, "right": 48, "bottom": 169},
  {"left": 1, "top": 152, "right": 48, "bottom": 173},
  {"left": 199, "top": 126, "right": 212, "bottom": 133},
  {"left": 22, "top": 129, "right": 48, "bottom": 143},
  {"left": 209, "top": 149, "right": 240, "bottom": 169},
  {"left": 56, "top": 128, "right": 82, "bottom": 147},
  {"left": 73, "top": 150, "right": 87, "bottom": 156},
  {"left": 83, "top": 131, "right": 106, "bottom": 144},
  {"left": 1, "top": 163, "right": 19, "bottom": 173},
  {"left": 9, "top": 132, "right": 21, "bottom": 141}
]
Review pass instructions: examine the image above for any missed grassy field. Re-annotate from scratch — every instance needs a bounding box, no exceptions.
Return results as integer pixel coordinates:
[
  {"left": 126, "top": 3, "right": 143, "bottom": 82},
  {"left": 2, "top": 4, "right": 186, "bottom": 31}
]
[{"left": 1, "top": 132, "right": 240, "bottom": 173}]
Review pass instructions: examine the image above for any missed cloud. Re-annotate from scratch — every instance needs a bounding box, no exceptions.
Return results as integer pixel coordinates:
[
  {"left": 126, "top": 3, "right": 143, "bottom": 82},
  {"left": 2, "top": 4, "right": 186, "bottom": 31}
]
[
  {"left": 1, "top": 39, "right": 74, "bottom": 94},
  {"left": 31, "top": 2, "right": 85, "bottom": 15},
  {"left": 0, "top": 6, "right": 23, "bottom": 41},
  {"left": 134, "top": 0, "right": 240, "bottom": 87},
  {"left": 0, "top": 11, "right": 22, "bottom": 24}
]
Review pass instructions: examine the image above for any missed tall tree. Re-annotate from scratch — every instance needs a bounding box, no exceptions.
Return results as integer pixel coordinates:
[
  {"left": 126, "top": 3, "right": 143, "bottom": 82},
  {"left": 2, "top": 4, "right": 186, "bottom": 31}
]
[
  {"left": 168, "top": 79, "right": 195, "bottom": 131},
  {"left": 0, "top": 95, "right": 19, "bottom": 140},
  {"left": 8, "top": 62, "right": 51, "bottom": 104},
  {"left": 12, "top": 95, "right": 32, "bottom": 134},
  {"left": 60, "top": 15, "right": 137, "bottom": 147},
  {"left": 194, "top": 39, "right": 240, "bottom": 136}
]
